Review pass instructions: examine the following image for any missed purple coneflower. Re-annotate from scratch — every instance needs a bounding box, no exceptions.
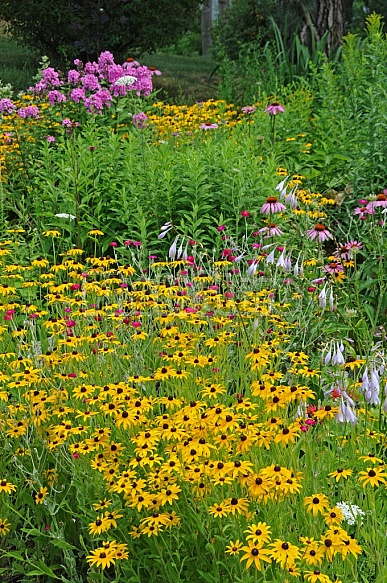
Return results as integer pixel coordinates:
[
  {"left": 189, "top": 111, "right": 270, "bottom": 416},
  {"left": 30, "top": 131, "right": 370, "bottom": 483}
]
[
  {"left": 264, "top": 102, "right": 285, "bottom": 115},
  {"left": 366, "top": 193, "right": 387, "bottom": 210},
  {"left": 323, "top": 261, "right": 344, "bottom": 275},
  {"left": 260, "top": 197, "right": 286, "bottom": 215},
  {"left": 242, "top": 106, "right": 257, "bottom": 115},
  {"left": 200, "top": 122, "right": 218, "bottom": 130},
  {"left": 258, "top": 223, "right": 283, "bottom": 237},
  {"left": 354, "top": 205, "right": 373, "bottom": 219},
  {"left": 307, "top": 224, "right": 333, "bottom": 242}
]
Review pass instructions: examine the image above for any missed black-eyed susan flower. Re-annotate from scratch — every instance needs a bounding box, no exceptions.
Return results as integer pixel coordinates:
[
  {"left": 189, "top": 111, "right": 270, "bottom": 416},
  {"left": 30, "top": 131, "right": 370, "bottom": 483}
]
[
  {"left": 208, "top": 503, "right": 228, "bottom": 518},
  {"left": 0, "top": 518, "right": 10, "bottom": 536},
  {"left": 225, "top": 540, "right": 243, "bottom": 555},
  {"left": 0, "top": 479, "right": 16, "bottom": 494},
  {"left": 269, "top": 539, "right": 300, "bottom": 568},
  {"left": 328, "top": 468, "right": 353, "bottom": 482},
  {"left": 304, "top": 571, "right": 332, "bottom": 583},
  {"left": 86, "top": 548, "right": 115, "bottom": 569},
  {"left": 240, "top": 540, "right": 272, "bottom": 570},
  {"left": 358, "top": 467, "right": 387, "bottom": 487},
  {"left": 35, "top": 487, "right": 48, "bottom": 504},
  {"left": 88, "top": 515, "right": 111, "bottom": 535},
  {"left": 304, "top": 494, "right": 330, "bottom": 516},
  {"left": 244, "top": 522, "right": 271, "bottom": 545},
  {"left": 224, "top": 496, "right": 249, "bottom": 515}
]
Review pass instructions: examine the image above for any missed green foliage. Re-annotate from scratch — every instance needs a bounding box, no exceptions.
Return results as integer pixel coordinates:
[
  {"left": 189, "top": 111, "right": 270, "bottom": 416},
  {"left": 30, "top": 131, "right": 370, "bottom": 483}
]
[{"left": 0, "top": 0, "right": 201, "bottom": 66}]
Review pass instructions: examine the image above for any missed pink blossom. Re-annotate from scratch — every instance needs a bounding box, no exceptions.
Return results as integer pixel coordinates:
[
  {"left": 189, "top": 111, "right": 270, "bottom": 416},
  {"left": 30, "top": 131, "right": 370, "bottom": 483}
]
[
  {"left": 241, "top": 210, "right": 250, "bottom": 217},
  {"left": 366, "top": 193, "right": 387, "bottom": 210},
  {"left": 264, "top": 102, "right": 285, "bottom": 115},
  {"left": 217, "top": 225, "right": 226, "bottom": 231},
  {"left": 200, "top": 122, "right": 218, "bottom": 130},
  {"left": 260, "top": 197, "right": 286, "bottom": 215},
  {"left": 307, "top": 224, "right": 333, "bottom": 242},
  {"left": 258, "top": 223, "right": 283, "bottom": 237},
  {"left": 242, "top": 106, "right": 257, "bottom": 114},
  {"left": 323, "top": 262, "right": 344, "bottom": 275}
]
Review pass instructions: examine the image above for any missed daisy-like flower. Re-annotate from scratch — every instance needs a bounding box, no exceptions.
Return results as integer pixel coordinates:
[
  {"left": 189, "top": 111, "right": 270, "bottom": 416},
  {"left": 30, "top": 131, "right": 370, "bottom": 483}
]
[
  {"left": 258, "top": 223, "right": 284, "bottom": 237},
  {"left": 367, "top": 193, "right": 387, "bottom": 210},
  {"left": 358, "top": 453, "right": 383, "bottom": 464},
  {"left": 240, "top": 540, "right": 272, "bottom": 570},
  {"left": 328, "top": 468, "right": 353, "bottom": 482},
  {"left": 354, "top": 205, "right": 373, "bottom": 219},
  {"left": 244, "top": 522, "right": 271, "bottom": 545},
  {"left": 224, "top": 497, "right": 249, "bottom": 515},
  {"left": 208, "top": 503, "right": 228, "bottom": 518},
  {"left": 35, "top": 487, "right": 48, "bottom": 504},
  {"left": 242, "top": 106, "right": 257, "bottom": 115},
  {"left": 304, "top": 494, "right": 330, "bottom": 516},
  {"left": 225, "top": 540, "right": 243, "bottom": 555},
  {"left": 86, "top": 548, "right": 115, "bottom": 569},
  {"left": 338, "top": 536, "right": 362, "bottom": 559},
  {"left": 358, "top": 467, "right": 387, "bottom": 487},
  {"left": 269, "top": 539, "right": 300, "bottom": 568},
  {"left": 265, "top": 102, "right": 285, "bottom": 115},
  {"left": 301, "top": 541, "right": 325, "bottom": 566},
  {"left": 260, "top": 197, "right": 286, "bottom": 215},
  {"left": 307, "top": 224, "right": 333, "bottom": 242},
  {"left": 0, "top": 518, "right": 10, "bottom": 536},
  {"left": 200, "top": 122, "right": 218, "bottom": 130},
  {"left": 88, "top": 515, "right": 112, "bottom": 535},
  {"left": 324, "top": 507, "right": 344, "bottom": 527},
  {"left": 304, "top": 571, "right": 332, "bottom": 583},
  {"left": 323, "top": 261, "right": 344, "bottom": 275},
  {"left": 0, "top": 479, "right": 17, "bottom": 494}
]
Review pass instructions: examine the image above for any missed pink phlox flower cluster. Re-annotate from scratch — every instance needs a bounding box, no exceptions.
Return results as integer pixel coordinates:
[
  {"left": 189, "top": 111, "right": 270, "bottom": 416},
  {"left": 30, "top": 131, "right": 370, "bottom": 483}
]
[
  {"left": 0, "top": 98, "right": 16, "bottom": 114},
  {"left": 17, "top": 105, "right": 40, "bottom": 119},
  {"left": 28, "top": 51, "right": 158, "bottom": 114},
  {"left": 84, "top": 89, "right": 113, "bottom": 114},
  {"left": 132, "top": 112, "right": 148, "bottom": 129},
  {"left": 47, "top": 90, "right": 67, "bottom": 106},
  {"left": 32, "top": 67, "right": 62, "bottom": 92}
]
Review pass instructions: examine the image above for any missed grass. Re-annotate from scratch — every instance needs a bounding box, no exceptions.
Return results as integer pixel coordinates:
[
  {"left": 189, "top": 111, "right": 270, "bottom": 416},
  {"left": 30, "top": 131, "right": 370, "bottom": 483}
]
[
  {"left": 0, "top": 32, "right": 219, "bottom": 102},
  {"left": 0, "top": 35, "right": 39, "bottom": 95},
  {"left": 141, "top": 52, "right": 219, "bottom": 102}
]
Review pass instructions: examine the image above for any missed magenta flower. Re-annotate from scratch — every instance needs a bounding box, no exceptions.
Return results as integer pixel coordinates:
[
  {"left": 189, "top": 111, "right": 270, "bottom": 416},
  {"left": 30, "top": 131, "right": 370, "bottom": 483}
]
[
  {"left": 307, "top": 224, "right": 333, "bottom": 242},
  {"left": 323, "top": 261, "right": 344, "bottom": 275},
  {"left": 258, "top": 223, "right": 283, "bottom": 237},
  {"left": 200, "top": 122, "right": 218, "bottom": 130},
  {"left": 17, "top": 105, "right": 40, "bottom": 119},
  {"left": 242, "top": 106, "right": 257, "bottom": 115},
  {"left": 354, "top": 205, "right": 373, "bottom": 219},
  {"left": 241, "top": 210, "right": 250, "bottom": 217},
  {"left": 0, "top": 98, "right": 16, "bottom": 114},
  {"left": 264, "top": 102, "right": 285, "bottom": 115},
  {"left": 366, "top": 193, "right": 387, "bottom": 210},
  {"left": 260, "top": 197, "right": 286, "bottom": 215},
  {"left": 132, "top": 112, "right": 148, "bottom": 129},
  {"left": 217, "top": 225, "right": 226, "bottom": 232}
]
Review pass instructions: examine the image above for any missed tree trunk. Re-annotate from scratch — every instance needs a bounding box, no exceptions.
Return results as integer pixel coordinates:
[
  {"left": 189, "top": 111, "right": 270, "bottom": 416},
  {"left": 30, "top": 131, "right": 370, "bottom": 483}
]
[
  {"left": 299, "top": 0, "right": 347, "bottom": 55},
  {"left": 201, "top": 1, "right": 212, "bottom": 56}
]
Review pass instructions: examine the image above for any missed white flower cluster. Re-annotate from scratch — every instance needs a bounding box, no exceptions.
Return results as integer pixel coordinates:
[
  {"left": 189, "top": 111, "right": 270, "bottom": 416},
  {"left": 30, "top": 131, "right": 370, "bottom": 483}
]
[
  {"left": 336, "top": 502, "right": 365, "bottom": 525},
  {"left": 114, "top": 75, "right": 137, "bottom": 86}
]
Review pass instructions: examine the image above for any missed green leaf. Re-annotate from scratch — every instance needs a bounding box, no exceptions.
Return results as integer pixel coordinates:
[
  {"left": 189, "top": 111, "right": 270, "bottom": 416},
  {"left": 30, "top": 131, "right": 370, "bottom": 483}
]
[
  {"left": 27, "top": 560, "right": 61, "bottom": 579},
  {"left": 50, "top": 539, "right": 76, "bottom": 550}
]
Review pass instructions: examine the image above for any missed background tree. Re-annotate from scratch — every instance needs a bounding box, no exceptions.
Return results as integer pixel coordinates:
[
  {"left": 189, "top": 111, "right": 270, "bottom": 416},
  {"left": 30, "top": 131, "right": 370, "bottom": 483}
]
[
  {"left": 0, "top": 0, "right": 201, "bottom": 65},
  {"left": 213, "top": 0, "right": 386, "bottom": 62}
]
